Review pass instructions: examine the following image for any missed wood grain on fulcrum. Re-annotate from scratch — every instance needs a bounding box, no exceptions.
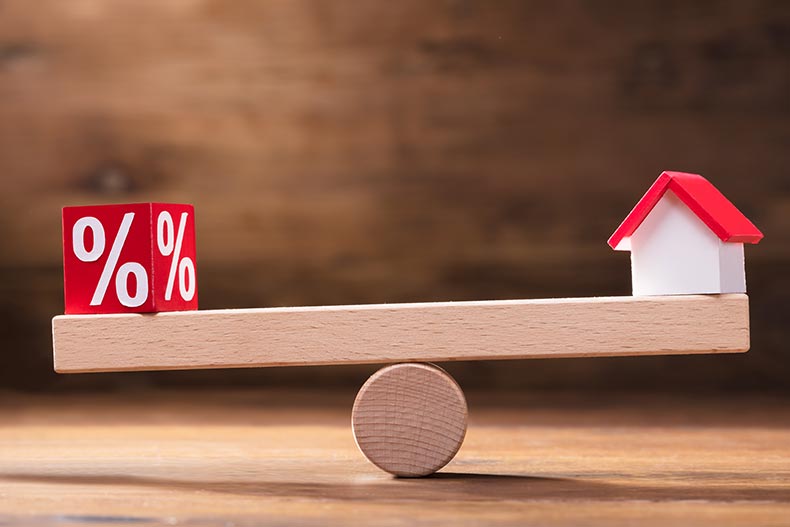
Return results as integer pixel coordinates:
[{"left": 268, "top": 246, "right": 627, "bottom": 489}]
[{"left": 352, "top": 363, "right": 467, "bottom": 477}]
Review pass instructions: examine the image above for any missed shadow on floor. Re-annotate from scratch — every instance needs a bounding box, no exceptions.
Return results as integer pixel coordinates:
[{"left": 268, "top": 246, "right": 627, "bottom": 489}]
[{"left": 3, "top": 471, "right": 787, "bottom": 503}]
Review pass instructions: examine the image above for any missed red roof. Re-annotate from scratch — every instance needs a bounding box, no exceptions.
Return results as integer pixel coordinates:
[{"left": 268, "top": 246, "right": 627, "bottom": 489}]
[{"left": 608, "top": 171, "right": 763, "bottom": 250}]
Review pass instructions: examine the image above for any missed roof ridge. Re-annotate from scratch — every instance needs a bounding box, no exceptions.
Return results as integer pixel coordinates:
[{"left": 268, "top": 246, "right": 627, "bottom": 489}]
[{"left": 608, "top": 171, "right": 763, "bottom": 250}]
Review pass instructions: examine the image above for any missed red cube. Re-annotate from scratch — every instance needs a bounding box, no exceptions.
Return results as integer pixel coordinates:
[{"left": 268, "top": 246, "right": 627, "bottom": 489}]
[{"left": 62, "top": 203, "right": 198, "bottom": 314}]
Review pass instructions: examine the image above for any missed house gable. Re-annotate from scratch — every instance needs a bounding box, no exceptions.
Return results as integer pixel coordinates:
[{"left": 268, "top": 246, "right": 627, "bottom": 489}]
[
  {"left": 629, "top": 191, "right": 746, "bottom": 295},
  {"left": 609, "top": 171, "right": 763, "bottom": 251}
]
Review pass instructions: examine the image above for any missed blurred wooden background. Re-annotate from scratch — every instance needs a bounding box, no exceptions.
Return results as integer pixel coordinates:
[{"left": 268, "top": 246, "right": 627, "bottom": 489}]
[{"left": 0, "top": 0, "right": 788, "bottom": 392}]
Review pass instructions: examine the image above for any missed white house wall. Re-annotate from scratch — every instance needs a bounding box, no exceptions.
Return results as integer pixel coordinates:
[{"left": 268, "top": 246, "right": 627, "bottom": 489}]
[
  {"left": 629, "top": 191, "right": 723, "bottom": 295},
  {"left": 719, "top": 241, "right": 746, "bottom": 293}
]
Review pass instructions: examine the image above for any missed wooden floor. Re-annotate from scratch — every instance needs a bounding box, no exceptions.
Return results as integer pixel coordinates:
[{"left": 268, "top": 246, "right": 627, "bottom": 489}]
[{"left": 1, "top": 389, "right": 789, "bottom": 526}]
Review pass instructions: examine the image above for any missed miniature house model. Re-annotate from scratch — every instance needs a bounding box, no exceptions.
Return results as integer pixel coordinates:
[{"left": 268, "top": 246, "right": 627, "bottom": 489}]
[{"left": 608, "top": 171, "right": 763, "bottom": 296}]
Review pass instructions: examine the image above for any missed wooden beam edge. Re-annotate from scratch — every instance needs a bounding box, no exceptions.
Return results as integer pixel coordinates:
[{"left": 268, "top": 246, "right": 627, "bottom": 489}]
[{"left": 52, "top": 294, "right": 750, "bottom": 373}]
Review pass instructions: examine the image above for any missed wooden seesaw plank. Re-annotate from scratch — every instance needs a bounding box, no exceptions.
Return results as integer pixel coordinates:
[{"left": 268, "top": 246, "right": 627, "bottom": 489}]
[{"left": 52, "top": 294, "right": 750, "bottom": 373}]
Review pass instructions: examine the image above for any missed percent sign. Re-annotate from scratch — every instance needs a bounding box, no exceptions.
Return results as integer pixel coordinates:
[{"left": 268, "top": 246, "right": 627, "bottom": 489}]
[
  {"left": 156, "top": 211, "right": 196, "bottom": 302},
  {"left": 72, "top": 212, "right": 196, "bottom": 308}
]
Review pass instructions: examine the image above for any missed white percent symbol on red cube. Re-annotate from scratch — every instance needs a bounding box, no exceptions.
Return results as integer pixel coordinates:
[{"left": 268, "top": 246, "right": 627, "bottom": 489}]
[{"left": 62, "top": 203, "right": 198, "bottom": 314}]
